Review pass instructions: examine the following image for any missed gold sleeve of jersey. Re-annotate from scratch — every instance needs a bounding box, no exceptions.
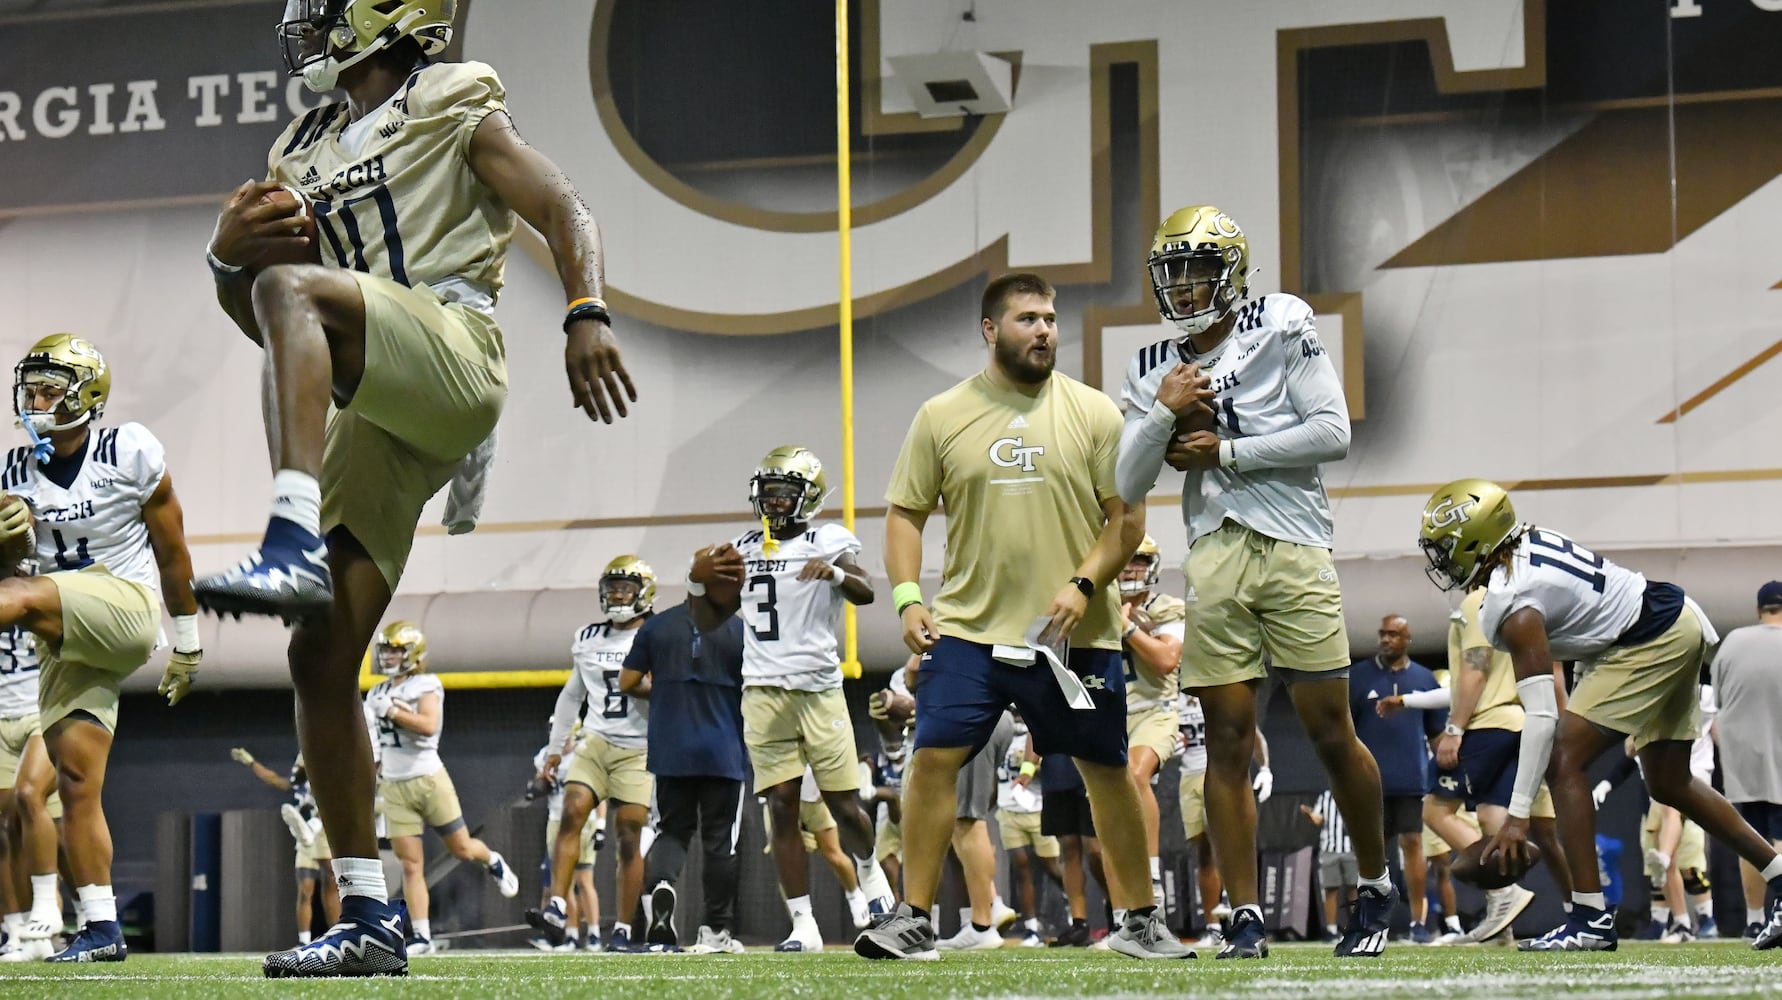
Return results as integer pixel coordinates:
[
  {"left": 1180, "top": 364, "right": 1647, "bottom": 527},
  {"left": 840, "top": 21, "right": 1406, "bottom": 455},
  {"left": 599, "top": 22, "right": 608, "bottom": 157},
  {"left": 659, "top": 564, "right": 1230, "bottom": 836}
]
[
  {"left": 1144, "top": 593, "right": 1187, "bottom": 625},
  {"left": 410, "top": 61, "right": 509, "bottom": 155}
]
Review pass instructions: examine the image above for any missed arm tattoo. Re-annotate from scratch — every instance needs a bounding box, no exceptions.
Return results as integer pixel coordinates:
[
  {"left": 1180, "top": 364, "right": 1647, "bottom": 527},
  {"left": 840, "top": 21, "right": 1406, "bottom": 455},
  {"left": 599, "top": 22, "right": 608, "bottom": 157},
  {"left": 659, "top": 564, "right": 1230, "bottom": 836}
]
[{"left": 1464, "top": 646, "right": 1493, "bottom": 673}]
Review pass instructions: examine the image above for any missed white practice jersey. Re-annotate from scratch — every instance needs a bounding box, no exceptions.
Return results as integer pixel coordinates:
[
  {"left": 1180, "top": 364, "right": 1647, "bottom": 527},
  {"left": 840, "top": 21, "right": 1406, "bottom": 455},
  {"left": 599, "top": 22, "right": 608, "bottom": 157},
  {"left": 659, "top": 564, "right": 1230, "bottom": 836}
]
[
  {"left": 996, "top": 729, "right": 1042, "bottom": 813},
  {"left": 1119, "top": 294, "right": 1347, "bottom": 548},
  {"left": 0, "top": 423, "right": 167, "bottom": 596},
  {"left": 551, "top": 622, "right": 647, "bottom": 750},
  {"left": 0, "top": 627, "right": 41, "bottom": 719},
  {"left": 1479, "top": 528, "right": 1645, "bottom": 661},
  {"left": 733, "top": 522, "right": 862, "bottom": 692},
  {"left": 1178, "top": 693, "right": 1208, "bottom": 776},
  {"left": 367, "top": 672, "right": 445, "bottom": 781}
]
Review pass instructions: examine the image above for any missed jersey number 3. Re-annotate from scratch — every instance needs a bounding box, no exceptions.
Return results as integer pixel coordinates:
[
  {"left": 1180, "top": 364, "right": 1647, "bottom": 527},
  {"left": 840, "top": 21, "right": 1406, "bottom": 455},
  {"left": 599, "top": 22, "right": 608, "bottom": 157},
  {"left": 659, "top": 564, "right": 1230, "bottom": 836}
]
[{"left": 746, "top": 575, "right": 781, "bottom": 641}]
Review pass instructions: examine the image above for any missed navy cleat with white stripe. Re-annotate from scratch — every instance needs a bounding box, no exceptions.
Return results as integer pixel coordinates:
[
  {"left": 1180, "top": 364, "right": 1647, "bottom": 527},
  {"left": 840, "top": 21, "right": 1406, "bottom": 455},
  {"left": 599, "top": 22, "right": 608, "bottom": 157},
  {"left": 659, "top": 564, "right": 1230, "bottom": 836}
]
[
  {"left": 47, "top": 921, "right": 126, "bottom": 963},
  {"left": 263, "top": 897, "right": 408, "bottom": 978},
  {"left": 1334, "top": 883, "right": 1394, "bottom": 958},
  {"left": 1519, "top": 904, "right": 1618, "bottom": 952},
  {"left": 194, "top": 516, "right": 332, "bottom": 625}
]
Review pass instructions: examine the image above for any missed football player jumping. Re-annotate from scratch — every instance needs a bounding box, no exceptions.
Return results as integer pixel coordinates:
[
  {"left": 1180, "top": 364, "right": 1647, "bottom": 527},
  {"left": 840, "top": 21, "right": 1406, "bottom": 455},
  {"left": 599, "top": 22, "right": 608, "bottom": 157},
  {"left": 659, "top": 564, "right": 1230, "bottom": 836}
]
[{"left": 196, "top": 1, "right": 635, "bottom": 976}]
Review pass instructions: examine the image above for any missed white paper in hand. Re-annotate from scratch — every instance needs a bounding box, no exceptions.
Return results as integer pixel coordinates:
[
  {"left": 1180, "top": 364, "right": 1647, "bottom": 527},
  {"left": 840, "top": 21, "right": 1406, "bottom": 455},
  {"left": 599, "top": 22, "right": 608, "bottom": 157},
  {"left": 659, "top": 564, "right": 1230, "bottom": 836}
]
[{"left": 1024, "top": 616, "right": 1095, "bottom": 711}]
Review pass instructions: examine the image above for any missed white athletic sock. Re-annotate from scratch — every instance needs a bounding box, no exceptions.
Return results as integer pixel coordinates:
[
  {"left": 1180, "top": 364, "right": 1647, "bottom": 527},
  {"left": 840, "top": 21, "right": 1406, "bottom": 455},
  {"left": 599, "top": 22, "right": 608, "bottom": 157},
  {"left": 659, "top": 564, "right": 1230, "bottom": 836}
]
[
  {"left": 1751, "top": 904, "right": 1767, "bottom": 927},
  {"left": 957, "top": 906, "right": 972, "bottom": 928},
  {"left": 331, "top": 857, "right": 387, "bottom": 903},
  {"left": 613, "top": 922, "right": 632, "bottom": 938},
  {"left": 1149, "top": 856, "right": 1162, "bottom": 881},
  {"left": 2, "top": 912, "right": 22, "bottom": 934},
  {"left": 1762, "top": 856, "right": 1782, "bottom": 882},
  {"left": 412, "top": 918, "right": 430, "bottom": 940},
  {"left": 1562, "top": 902, "right": 1573, "bottom": 913},
  {"left": 1325, "top": 922, "right": 1338, "bottom": 935},
  {"left": 297, "top": 931, "right": 312, "bottom": 945},
  {"left": 565, "top": 926, "right": 580, "bottom": 942},
  {"left": 271, "top": 469, "right": 322, "bottom": 537},
  {"left": 75, "top": 885, "right": 116, "bottom": 926},
  {"left": 1573, "top": 891, "right": 1607, "bottom": 911},
  {"left": 1653, "top": 904, "right": 1671, "bottom": 924},
  {"left": 785, "top": 895, "right": 813, "bottom": 921},
  {"left": 1358, "top": 871, "right": 1391, "bottom": 894},
  {"left": 1444, "top": 914, "right": 1462, "bottom": 933},
  {"left": 1112, "top": 908, "right": 1128, "bottom": 925},
  {"left": 28, "top": 875, "right": 58, "bottom": 922},
  {"left": 854, "top": 851, "right": 882, "bottom": 880}
]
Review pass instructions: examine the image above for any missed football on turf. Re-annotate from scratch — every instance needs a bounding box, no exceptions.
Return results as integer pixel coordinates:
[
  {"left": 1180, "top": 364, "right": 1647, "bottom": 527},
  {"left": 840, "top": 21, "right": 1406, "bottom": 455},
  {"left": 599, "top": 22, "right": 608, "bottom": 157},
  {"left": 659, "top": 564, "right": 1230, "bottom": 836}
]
[
  {"left": 0, "top": 495, "right": 35, "bottom": 580},
  {"left": 252, "top": 185, "right": 322, "bottom": 269},
  {"left": 1451, "top": 836, "right": 1543, "bottom": 890}
]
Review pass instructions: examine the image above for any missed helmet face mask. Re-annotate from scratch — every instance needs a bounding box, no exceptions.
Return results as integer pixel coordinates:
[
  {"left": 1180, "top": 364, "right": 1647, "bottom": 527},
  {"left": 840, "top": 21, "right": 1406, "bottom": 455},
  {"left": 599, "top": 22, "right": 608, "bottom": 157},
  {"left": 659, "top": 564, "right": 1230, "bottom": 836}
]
[
  {"left": 1118, "top": 535, "right": 1163, "bottom": 596},
  {"left": 279, "top": 0, "right": 456, "bottom": 93},
  {"left": 749, "top": 446, "right": 827, "bottom": 533},
  {"left": 13, "top": 335, "right": 109, "bottom": 440},
  {"left": 372, "top": 621, "right": 427, "bottom": 676},
  {"left": 599, "top": 556, "right": 657, "bottom": 624},
  {"left": 1417, "top": 479, "right": 1521, "bottom": 593},
  {"left": 1149, "top": 206, "right": 1251, "bottom": 339}
]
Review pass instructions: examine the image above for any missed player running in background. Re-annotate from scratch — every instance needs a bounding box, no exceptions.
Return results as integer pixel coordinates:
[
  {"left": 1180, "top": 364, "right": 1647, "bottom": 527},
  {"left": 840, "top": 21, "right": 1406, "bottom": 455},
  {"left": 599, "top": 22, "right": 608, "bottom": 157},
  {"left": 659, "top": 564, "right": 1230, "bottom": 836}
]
[
  {"left": 364, "top": 622, "right": 519, "bottom": 955},
  {"left": 231, "top": 748, "right": 341, "bottom": 945}
]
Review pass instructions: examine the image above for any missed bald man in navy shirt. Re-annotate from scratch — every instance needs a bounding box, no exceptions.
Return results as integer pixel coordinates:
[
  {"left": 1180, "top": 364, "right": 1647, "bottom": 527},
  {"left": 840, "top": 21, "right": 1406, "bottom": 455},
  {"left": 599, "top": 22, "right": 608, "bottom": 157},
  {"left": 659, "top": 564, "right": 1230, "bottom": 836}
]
[{"left": 1349, "top": 614, "right": 1445, "bottom": 943}]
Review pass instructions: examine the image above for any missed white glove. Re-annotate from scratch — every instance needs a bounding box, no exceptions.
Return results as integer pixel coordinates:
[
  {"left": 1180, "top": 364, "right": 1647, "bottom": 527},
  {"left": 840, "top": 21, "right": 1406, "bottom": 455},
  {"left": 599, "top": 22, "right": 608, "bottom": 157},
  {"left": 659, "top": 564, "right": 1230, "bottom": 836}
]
[
  {"left": 158, "top": 649, "right": 201, "bottom": 707},
  {"left": 366, "top": 691, "right": 394, "bottom": 719},
  {"left": 1592, "top": 780, "right": 1612, "bottom": 807},
  {"left": 230, "top": 747, "right": 255, "bottom": 766},
  {"left": 1252, "top": 766, "right": 1274, "bottom": 804}
]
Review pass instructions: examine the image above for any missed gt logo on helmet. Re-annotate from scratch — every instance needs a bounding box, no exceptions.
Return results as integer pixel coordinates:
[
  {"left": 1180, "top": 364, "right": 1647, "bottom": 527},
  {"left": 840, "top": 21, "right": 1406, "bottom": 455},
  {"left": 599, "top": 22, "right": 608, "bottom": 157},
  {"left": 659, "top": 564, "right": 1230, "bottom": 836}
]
[{"left": 1424, "top": 495, "right": 1476, "bottom": 529}]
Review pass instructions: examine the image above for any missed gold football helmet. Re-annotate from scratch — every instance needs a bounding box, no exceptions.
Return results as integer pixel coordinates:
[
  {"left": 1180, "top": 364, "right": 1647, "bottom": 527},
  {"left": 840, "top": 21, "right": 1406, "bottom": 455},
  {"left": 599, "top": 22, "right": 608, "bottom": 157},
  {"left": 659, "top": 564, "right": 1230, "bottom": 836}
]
[
  {"left": 1120, "top": 535, "right": 1163, "bottom": 596},
  {"left": 750, "top": 445, "right": 827, "bottom": 532},
  {"left": 15, "top": 334, "right": 110, "bottom": 437},
  {"left": 372, "top": 620, "right": 428, "bottom": 675},
  {"left": 1418, "top": 479, "right": 1522, "bottom": 592},
  {"left": 280, "top": 0, "right": 456, "bottom": 93},
  {"left": 1149, "top": 205, "right": 1252, "bottom": 337},
  {"left": 600, "top": 555, "right": 658, "bottom": 624}
]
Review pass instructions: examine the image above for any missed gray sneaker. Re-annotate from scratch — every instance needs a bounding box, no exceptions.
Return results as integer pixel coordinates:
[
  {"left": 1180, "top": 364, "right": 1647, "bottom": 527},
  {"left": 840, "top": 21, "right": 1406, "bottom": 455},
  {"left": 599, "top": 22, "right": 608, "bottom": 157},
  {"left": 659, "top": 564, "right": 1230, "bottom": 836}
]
[
  {"left": 1108, "top": 910, "right": 1197, "bottom": 960},
  {"left": 854, "top": 903, "right": 939, "bottom": 961}
]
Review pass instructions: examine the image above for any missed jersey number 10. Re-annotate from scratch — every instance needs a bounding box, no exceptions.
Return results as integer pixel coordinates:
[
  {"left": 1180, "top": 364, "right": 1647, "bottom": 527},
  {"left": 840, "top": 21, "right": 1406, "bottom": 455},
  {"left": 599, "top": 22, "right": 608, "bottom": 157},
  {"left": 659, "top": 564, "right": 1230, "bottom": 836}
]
[{"left": 315, "top": 185, "right": 408, "bottom": 285}]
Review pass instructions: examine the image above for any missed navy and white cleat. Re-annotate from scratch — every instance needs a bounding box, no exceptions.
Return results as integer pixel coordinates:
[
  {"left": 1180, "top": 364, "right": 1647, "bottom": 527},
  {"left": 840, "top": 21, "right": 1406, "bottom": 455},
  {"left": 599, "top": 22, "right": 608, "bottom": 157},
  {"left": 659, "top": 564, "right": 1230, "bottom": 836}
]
[
  {"left": 1519, "top": 906, "right": 1618, "bottom": 952},
  {"left": 195, "top": 517, "right": 332, "bottom": 625},
  {"left": 47, "top": 921, "right": 126, "bottom": 963},
  {"left": 263, "top": 898, "right": 408, "bottom": 978},
  {"left": 1334, "top": 884, "right": 1394, "bottom": 958}
]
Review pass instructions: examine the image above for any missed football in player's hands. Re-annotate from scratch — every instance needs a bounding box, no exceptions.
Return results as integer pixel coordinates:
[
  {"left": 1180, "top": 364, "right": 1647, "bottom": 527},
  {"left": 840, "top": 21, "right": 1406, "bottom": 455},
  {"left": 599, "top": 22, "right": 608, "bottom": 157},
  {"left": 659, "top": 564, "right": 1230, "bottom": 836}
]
[
  {"left": 1175, "top": 404, "right": 1218, "bottom": 436},
  {"left": 691, "top": 543, "right": 744, "bottom": 604},
  {"left": 1451, "top": 836, "right": 1543, "bottom": 890},
  {"left": 252, "top": 185, "right": 322, "bottom": 269},
  {"left": 0, "top": 495, "right": 35, "bottom": 580}
]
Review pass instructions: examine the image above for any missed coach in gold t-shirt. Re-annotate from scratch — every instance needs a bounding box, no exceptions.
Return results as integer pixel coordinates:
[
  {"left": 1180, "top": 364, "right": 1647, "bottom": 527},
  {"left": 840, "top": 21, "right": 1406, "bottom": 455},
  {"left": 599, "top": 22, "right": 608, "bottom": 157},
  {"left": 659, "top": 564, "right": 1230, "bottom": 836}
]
[{"left": 851, "top": 273, "right": 1196, "bottom": 962}]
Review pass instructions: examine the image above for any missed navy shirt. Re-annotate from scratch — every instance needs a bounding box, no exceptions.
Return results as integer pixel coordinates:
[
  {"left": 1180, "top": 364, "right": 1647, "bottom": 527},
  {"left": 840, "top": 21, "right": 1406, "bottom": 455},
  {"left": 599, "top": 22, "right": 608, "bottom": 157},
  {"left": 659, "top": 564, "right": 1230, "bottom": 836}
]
[
  {"left": 625, "top": 603, "right": 748, "bottom": 781},
  {"left": 1348, "top": 656, "right": 1447, "bottom": 797}
]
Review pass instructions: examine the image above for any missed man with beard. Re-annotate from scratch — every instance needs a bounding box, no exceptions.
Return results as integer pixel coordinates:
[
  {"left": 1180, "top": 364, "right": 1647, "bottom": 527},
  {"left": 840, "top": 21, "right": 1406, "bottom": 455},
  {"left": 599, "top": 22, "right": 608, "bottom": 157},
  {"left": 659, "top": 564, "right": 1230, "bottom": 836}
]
[{"left": 855, "top": 273, "right": 1193, "bottom": 961}]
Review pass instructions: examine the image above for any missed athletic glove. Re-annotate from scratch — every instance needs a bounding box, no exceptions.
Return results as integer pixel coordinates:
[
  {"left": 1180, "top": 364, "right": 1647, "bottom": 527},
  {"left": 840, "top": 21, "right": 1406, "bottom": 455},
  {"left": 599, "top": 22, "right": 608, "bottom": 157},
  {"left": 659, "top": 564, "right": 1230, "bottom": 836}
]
[{"left": 158, "top": 648, "right": 201, "bottom": 707}]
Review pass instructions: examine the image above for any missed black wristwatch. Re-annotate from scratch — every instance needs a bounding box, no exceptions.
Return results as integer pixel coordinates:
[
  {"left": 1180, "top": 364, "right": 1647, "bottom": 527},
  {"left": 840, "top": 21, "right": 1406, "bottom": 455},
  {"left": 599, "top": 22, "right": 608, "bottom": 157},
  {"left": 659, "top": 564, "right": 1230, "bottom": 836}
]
[{"left": 1069, "top": 576, "right": 1095, "bottom": 599}]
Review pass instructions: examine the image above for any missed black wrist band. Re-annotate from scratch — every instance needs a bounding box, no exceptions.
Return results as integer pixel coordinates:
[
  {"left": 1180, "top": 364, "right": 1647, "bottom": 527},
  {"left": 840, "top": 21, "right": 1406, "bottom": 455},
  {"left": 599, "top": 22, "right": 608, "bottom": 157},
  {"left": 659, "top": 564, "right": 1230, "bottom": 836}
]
[
  {"left": 563, "top": 301, "right": 612, "bottom": 333},
  {"left": 1069, "top": 576, "right": 1094, "bottom": 598},
  {"left": 896, "top": 599, "right": 923, "bottom": 617}
]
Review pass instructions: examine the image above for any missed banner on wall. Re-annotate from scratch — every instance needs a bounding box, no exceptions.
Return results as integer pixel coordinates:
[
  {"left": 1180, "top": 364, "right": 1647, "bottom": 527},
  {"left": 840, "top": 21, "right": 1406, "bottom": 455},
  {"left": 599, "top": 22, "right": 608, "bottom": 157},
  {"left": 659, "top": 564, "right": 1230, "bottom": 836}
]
[{"left": 0, "top": 2, "right": 326, "bottom": 215}]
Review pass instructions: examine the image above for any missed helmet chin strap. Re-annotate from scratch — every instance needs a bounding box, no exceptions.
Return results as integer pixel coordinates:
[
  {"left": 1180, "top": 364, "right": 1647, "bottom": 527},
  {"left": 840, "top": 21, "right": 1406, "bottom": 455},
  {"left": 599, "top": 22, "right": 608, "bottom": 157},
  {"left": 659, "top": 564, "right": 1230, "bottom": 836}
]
[{"left": 17, "top": 408, "right": 89, "bottom": 464}]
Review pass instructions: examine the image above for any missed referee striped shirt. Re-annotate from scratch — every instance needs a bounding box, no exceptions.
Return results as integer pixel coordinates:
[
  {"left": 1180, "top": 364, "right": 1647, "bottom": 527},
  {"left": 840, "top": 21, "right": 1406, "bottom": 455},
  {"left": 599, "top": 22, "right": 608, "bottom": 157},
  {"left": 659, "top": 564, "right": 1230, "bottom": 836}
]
[{"left": 1315, "top": 789, "right": 1352, "bottom": 856}]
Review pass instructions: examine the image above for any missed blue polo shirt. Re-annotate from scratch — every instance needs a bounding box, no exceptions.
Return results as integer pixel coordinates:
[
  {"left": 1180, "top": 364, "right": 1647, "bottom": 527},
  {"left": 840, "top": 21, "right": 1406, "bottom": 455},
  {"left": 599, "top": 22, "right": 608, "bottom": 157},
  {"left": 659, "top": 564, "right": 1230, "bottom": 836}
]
[
  {"left": 1348, "top": 656, "right": 1447, "bottom": 797},
  {"left": 625, "top": 603, "right": 747, "bottom": 782}
]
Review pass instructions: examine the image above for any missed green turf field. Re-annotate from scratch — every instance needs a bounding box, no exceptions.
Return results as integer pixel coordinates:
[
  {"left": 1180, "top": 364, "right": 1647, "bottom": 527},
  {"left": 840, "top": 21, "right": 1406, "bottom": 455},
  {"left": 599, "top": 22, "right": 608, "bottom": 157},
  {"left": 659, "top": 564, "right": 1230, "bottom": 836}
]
[{"left": 1, "top": 942, "right": 1779, "bottom": 999}]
